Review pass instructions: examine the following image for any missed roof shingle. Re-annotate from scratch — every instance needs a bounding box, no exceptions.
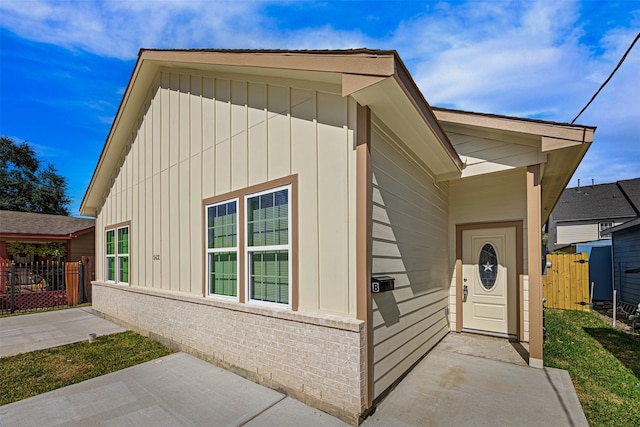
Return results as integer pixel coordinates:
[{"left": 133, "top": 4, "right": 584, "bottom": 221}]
[
  {"left": 551, "top": 178, "right": 640, "bottom": 222},
  {"left": 0, "top": 211, "right": 95, "bottom": 236}
]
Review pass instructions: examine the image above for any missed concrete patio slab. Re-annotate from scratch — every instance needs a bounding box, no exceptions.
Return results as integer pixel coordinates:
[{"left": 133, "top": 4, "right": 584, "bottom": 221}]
[
  {"left": 363, "top": 333, "right": 588, "bottom": 427},
  {"left": 243, "top": 397, "right": 351, "bottom": 427},
  {"left": 0, "top": 307, "right": 126, "bottom": 357},
  {"left": 1, "top": 310, "right": 587, "bottom": 426}
]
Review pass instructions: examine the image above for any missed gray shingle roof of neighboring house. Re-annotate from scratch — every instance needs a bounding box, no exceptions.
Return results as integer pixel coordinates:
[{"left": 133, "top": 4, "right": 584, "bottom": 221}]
[
  {"left": 0, "top": 210, "right": 95, "bottom": 237},
  {"left": 617, "top": 178, "right": 640, "bottom": 214},
  {"left": 551, "top": 178, "right": 640, "bottom": 222}
]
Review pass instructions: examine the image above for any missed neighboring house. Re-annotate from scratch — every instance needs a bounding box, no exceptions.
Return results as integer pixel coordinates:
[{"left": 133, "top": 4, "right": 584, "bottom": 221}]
[
  {"left": 80, "top": 49, "right": 594, "bottom": 424},
  {"left": 0, "top": 210, "right": 95, "bottom": 262},
  {"left": 602, "top": 217, "right": 640, "bottom": 306},
  {"left": 547, "top": 178, "right": 640, "bottom": 252}
]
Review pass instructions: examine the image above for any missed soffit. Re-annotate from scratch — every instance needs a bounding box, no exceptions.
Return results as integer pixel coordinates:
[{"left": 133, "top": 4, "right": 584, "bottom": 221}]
[
  {"left": 433, "top": 109, "right": 593, "bottom": 223},
  {"left": 540, "top": 143, "right": 592, "bottom": 223},
  {"left": 433, "top": 108, "right": 595, "bottom": 144},
  {"left": 350, "top": 76, "right": 461, "bottom": 178}
]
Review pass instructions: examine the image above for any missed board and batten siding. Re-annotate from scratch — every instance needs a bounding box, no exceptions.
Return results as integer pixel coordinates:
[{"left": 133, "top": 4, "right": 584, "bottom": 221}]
[
  {"left": 613, "top": 226, "right": 640, "bottom": 306},
  {"left": 370, "top": 119, "right": 450, "bottom": 398},
  {"left": 448, "top": 169, "right": 529, "bottom": 340},
  {"left": 96, "top": 69, "right": 358, "bottom": 317}
]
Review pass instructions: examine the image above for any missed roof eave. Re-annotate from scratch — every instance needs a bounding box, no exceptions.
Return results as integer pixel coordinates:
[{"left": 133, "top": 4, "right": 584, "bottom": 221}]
[
  {"left": 391, "top": 55, "right": 463, "bottom": 171},
  {"left": 82, "top": 49, "right": 463, "bottom": 215},
  {"left": 345, "top": 54, "right": 462, "bottom": 177},
  {"left": 81, "top": 50, "right": 151, "bottom": 217},
  {"left": 600, "top": 217, "right": 640, "bottom": 236},
  {"left": 1, "top": 233, "right": 73, "bottom": 240}
]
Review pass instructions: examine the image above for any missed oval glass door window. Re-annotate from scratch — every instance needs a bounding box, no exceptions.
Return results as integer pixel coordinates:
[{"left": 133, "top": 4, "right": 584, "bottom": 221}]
[{"left": 478, "top": 243, "right": 498, "bottom": 290}]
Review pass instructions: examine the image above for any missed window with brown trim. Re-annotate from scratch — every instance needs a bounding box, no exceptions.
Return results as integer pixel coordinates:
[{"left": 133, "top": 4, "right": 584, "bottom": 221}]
[
  {"left": 105, "top": 224, "right": 129, "bottom": 284},
  {"left": 203, "top": 175, "right": 297, "bottom": 309}
]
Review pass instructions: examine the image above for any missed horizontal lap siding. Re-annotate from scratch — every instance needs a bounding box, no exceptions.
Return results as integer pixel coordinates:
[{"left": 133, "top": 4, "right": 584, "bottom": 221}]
[
  {"left": 96, "top": 70, "right": 355, "bottom": 315},
  {"left": 370, "top": 120, "right": 450, "bottom": 398},
  {"left": 613, "top": 227, "right": 640, "bottom": 305},
  {"left": 556, "top": 222, "right": 600, "bottom": 247}
]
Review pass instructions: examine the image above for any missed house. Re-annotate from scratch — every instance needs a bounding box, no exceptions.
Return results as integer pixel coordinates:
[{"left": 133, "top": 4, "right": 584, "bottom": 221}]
[
  {"left": 546, "top": 178, "right": 639, "bottom": 302},
  {"left": 602, "top": 217, "right": 640, "bottom": 306},
  {"left": 547, "top": 178, "right": 640, "bottom": 252},
  {"left": 80, "top": 49, "right": 594, "bottom": 424},
  {"left": 0, "top": 210, "right": 95, "bottom": 263}
]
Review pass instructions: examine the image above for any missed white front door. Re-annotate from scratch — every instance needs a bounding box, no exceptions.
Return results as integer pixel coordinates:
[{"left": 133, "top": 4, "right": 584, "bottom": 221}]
[{"left": 462, "top": 227, "right": 517, "bottom": 337}]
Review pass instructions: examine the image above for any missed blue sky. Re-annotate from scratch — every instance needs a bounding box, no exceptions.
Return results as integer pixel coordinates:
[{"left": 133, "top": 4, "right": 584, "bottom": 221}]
[{"left": 1, "top": 0, "right": 639, "bottom": 216}]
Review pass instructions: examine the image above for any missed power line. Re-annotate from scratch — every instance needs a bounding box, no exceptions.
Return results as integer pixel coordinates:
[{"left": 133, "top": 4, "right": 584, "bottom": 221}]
[{"left": 571, "top": 31, "right": 640, "bottom": 124}]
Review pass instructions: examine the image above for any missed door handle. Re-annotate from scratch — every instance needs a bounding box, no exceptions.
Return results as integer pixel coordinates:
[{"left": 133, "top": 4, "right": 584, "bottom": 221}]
[{"left": 463, "top": 284, "right": 468, "bottom": 301}]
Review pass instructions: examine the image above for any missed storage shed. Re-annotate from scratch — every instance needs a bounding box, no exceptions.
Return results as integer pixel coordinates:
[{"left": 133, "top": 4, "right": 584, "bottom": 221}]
[{"left": 603, "top": 218, "right": 640, "bottom": 306}]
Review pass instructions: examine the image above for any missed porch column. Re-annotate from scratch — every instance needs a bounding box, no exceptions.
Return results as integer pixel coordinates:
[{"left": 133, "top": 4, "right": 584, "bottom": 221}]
[
  {"left": 356, "top": 104, "right": 373, "bottom": 410},
  {"left": 527, "top": 164, "right": 543, "bottom": 368}
]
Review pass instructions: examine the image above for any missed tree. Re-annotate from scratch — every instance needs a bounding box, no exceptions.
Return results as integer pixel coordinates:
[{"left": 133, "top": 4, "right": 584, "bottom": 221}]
[{"left": 0, "top": 136, "right": 71, "bottom": 215}]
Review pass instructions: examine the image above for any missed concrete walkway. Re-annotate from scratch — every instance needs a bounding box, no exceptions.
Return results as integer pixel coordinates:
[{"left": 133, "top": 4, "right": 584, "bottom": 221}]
[
  {"left": 0, "top": 307, "right": 126, "bottom": 357},
  {"left": 0, "top": 309, "right": 587, "bottom": 426},
  {"left": 0, "top": 308, "right": 348, "bottom": 426},
  {"left": 0, "top": 352, "right": 347, "bottom": 427}
]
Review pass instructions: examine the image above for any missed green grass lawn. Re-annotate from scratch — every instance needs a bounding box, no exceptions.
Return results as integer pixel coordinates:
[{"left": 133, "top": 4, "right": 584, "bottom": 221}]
[
  {"left": 0, "top": 331, "right": 173, "bottom": 405},
  {"left": 544, "top": 309, "right": 640, "bottom": 426}
]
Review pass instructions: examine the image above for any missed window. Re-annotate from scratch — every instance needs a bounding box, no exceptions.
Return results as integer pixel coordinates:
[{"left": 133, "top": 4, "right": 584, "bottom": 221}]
[
  {"left": 246, "top": 186, "right": 290, "bottom": 305},
  {"left": 203, "top": 177, "right": 296, "bottom": 308},
  {"left": 478, "top": 243, "right": 498, "bottom": 291},
  {"left": 206, "top": 200, "right": 238, "bottom": 298},
  {"left": 599, "top": 221, "right": 614, "bottom": 239},
  {"left": 106, "top": 230, "right": 115, "bottom": 281},
  {"left": 105, "top": 224, "right": 129, "bottom": 284}
]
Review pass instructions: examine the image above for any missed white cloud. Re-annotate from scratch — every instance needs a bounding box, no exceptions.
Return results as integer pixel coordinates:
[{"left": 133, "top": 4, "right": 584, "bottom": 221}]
[
  {"left": 385, "top": 0, "right": 639, "bottom": 183},
  {"left": 0, "top": 0, "right": 371, "bottom": 57},
  {"left": 393, "top": 1, "right": 592, "bottom": 117},
  {"left": 2, "top": 0, "right": 638, "bottom": 184},
  {"left": 0, "top": 0, "right": 277, "bottom": 59}
]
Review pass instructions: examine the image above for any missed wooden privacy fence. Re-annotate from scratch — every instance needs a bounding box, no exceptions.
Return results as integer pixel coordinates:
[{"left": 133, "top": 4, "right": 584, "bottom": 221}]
[{"left": 543, "top": 253, "right": 590, "bottom": 311}]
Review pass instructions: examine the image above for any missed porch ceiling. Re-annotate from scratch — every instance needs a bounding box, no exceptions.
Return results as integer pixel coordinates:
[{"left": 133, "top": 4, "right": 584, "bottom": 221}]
[{"left": 433, "top": 108, "right": 594, "bottom": 222}]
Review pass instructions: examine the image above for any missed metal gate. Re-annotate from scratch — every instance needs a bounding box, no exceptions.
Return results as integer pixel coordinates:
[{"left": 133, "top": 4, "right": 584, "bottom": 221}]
[{"left": 0, "top": 260, "right": 85, "bottom": 314}]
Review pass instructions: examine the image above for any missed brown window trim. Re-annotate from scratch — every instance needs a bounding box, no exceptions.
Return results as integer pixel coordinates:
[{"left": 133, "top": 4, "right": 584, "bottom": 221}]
[
  {"left": 202, "top": 174, "right": 299, "bottom": 311},
  {"left": 104, "top": 220, "right": 132, "bottom": 285}
]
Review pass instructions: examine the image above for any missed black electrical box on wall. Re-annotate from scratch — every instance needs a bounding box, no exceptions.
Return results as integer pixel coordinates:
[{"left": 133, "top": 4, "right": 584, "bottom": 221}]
[{"left": 371, "top": 275, "right": 395, "bottom": 293}]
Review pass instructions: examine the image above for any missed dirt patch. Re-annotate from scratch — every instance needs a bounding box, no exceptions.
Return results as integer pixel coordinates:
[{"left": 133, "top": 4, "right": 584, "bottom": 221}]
[{"left": 592, "top": 301, "right": 637, "bottom": 334}]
